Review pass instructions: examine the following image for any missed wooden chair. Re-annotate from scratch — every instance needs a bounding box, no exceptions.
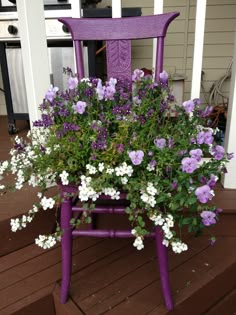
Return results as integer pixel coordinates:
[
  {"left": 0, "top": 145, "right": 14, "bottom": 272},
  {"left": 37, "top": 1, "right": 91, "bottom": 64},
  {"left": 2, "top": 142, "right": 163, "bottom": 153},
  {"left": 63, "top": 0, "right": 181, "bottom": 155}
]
[{"left": 58, "top": 12, "right": 179, "bottom": 310}]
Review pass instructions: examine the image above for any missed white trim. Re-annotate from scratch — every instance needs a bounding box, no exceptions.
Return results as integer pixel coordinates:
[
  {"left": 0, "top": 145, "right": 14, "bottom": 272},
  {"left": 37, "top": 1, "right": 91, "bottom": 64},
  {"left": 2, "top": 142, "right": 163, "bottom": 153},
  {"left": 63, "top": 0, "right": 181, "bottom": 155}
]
[
  {"left": 16, "top": 0, "right": 50, "bottom": 125},
  {"left": 221, "top": 29, "right": 236, "bottom": 188},
  {"left": 190, "top": 0, "right": 207, "bottom": 99},
  {"left": 152, "top": 0, "right": 163, "bottom": 74},
  {"left": 112, "top": 0, "right": 122, "bottom": 18}
]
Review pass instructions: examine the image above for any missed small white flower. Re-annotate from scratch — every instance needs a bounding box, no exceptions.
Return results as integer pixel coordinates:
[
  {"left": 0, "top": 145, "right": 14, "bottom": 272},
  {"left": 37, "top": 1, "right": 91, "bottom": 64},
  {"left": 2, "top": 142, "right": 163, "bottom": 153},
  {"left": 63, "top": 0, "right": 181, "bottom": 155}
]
[
  {"left": 59, "top": 170, "right": 69, "bottom": 185},
  {"left": 121, "top": 177, "right": 128, "bottom": 185},
  {"left": 98, "top": 163, "right": 105, "bottom": 172},
  {"left": 133, "top": 236, "right": 144, "bottom": 250},
  {"left": 86, "top": 164, "right": 97, "bottom": 175},
  {"left": 106, "top": 168, "right": 114, "bottom": 174},
  {"left": 40, "top": 196, "right": 55, "bottom": 210},
  {"left": 162, "top": 239, "right": 169, "bottom": 247}
]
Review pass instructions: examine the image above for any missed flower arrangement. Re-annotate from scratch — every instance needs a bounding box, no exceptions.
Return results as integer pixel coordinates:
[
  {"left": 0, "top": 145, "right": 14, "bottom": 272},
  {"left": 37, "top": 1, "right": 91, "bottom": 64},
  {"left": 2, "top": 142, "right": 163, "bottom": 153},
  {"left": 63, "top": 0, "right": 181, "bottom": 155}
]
[{"left": 0, "top": 68, "right": 233, "bottom": 253}]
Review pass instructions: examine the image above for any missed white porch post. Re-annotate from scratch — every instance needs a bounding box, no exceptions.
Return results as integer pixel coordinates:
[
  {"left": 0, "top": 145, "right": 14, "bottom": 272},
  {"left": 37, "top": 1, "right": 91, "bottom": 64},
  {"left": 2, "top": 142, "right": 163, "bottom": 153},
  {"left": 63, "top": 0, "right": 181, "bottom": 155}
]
[
  {"left": 190, "top": 0, "right": 207, "bottom": 99},
  {"left": 112, "top": 0, "right": 122, "bottom": 18},
  {"left": 70, "top": 0, "right": 82, "bottom": 17},
  {"left": 152, "top": 0, "right": 164, "bottom": 73},
  {"left": 17, "top": 0, "right": 50, "bottom": 125},
  {"left": 221, "top": 30, "right": 236, "bottom": 188}
]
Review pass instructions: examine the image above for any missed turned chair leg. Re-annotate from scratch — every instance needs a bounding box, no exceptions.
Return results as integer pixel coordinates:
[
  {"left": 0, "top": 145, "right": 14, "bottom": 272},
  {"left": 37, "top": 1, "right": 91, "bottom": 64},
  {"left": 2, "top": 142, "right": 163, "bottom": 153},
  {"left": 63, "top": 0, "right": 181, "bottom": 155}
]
[
  {"left": 155, "top": 226, "right": 174, "bottom": 310},
  {"left": 60, "top": 195, "right": 73, "bottom": 304}
]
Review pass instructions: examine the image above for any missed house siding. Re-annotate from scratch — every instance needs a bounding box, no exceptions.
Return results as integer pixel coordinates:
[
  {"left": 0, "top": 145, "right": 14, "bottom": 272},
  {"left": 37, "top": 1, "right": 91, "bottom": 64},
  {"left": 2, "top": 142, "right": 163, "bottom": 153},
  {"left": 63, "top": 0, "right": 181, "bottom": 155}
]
[{"left": 98, "top": 0, "right": 236, "bottom": 105}]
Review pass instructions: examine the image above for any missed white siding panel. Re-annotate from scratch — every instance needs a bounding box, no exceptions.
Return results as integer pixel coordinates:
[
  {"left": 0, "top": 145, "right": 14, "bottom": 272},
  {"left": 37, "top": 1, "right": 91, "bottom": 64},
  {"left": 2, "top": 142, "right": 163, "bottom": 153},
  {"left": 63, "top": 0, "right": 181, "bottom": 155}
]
[
  {"left": 186, "top": 57, "right": 233, "bottom": 70},
  {"left": 189, "top": 19, "right": 236, "bottom": 32},
  {"left": 190, "top": 5, "right": 236, "bottom": 20},
  {"left": 188, "top": 32, "right": 235, "bottom": 45}
]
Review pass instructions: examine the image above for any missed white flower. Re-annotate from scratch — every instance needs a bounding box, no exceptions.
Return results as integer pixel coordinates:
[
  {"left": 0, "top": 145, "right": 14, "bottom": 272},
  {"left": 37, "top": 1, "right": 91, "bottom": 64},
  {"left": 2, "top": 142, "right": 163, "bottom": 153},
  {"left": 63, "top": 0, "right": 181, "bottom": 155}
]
[
  {"left": 133, "top": 236, "right": 144, "bottom": 250},
  {"left": 154, "top": 215, "right": 165, "bottom": 226},
  {"left": 147, "top": 164, "right": 155, "bottom": 171},
  {"left": 165, "top": 230, "right": 173, "bottom": 240},
  {"left": 121, "top": 177, "right": 128, "bottom": 185},
  {"left": 162, "top": 239, "right": 169, "bottom": 247},
  {"left": 146, "top": 182, "right": 157, "bottom": 196},
  {"left": 86, "top": 164, "right": 97, "bottom": 174},
  {"left": 171, "top": 241, "right": 188, "bottom": 254},
  {"left": 40, "top": 196, "right": 55, "bottom": 210},
  {"left": 166, "top": 215, "right": 174, "bottom": 228},
  {"left": 0, "top": 185, "right": 5, "bottom": 190},
  {"left": 59, "top": 170, "right": 69, "bottom": 185},
  {"left": 98, "top": 163, "right": 105, "bottom": 172},
  {"left": 35, "top": 234, "right": 57, "bottom": 249},
  {"left": 106, "top": 167, "right": 114, "bottom": 174}
]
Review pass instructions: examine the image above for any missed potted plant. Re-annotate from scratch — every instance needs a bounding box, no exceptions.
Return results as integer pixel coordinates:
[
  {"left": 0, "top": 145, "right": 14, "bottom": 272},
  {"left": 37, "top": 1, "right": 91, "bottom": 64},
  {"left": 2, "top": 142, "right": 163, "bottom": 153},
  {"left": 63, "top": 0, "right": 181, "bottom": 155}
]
[{"left": 0, "top": 68, "right": 233, "bottom": 253}]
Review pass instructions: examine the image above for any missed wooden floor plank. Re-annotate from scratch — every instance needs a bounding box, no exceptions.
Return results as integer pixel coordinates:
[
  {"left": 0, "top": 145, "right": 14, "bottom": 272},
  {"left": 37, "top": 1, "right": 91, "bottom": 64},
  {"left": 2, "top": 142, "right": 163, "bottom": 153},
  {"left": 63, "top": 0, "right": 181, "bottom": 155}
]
[
  {"left": 205, "top": 288, "right": 236, "bottom": 315},
  {"left": 131, "top": 237, "right": 236, "bottom": 315},
  {"left": 0, "top": 284, "right": 55, "bottom": 315},
  {"left": 0, "top": 238, "right": 127, "bottom": 310},
  {"left": 0, "top": 237, "right": 101, "bottom": 291},
  {"left": 75, "top": 236, "right": 209, "bottom": 314}
]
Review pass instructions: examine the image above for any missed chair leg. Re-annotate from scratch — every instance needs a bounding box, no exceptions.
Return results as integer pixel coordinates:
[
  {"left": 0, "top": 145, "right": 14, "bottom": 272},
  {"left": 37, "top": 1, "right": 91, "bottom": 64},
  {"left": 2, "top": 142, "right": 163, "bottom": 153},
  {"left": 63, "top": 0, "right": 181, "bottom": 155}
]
[
  {"left": 155, "top": 226, "right": 174, "bottom": 310},
  {"left": 60, "top": 194, "right": 73, "bottom": 304}
]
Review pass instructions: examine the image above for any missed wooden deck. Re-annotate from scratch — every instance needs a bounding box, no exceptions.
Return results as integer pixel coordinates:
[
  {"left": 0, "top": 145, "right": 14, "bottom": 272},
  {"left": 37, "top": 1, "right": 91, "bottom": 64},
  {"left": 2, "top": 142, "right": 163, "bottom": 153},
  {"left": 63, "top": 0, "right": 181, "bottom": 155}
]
[{"left": 0, "top": 116, "right": 236, "bottom": 315}]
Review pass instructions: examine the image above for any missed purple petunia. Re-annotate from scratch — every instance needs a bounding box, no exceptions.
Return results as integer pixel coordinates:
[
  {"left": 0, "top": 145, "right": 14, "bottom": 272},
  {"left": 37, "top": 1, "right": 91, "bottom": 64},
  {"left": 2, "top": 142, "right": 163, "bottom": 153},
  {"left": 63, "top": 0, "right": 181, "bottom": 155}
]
[
  {"left": 96, "top": 79, "right": 105, "bottom": 100},
  {"left": 74, "top": 101, "right": 87, "bottom": 114},
  {"left": 159, "top": 70, "right": 169, "bottom": 84},
  {"left": 189, "top": 148, "right": 202, "bottom": 162},
  {"left": 181, "top": 157, "right": 198, "bottom": 173},
  {"left": 104, "top": 85, "right": 116, "bottom": 100},
  {"left": 132, "top": 69, "right": 144, "bottom": 82},
  {"left": 211, "top": 145, "right": 225, "bottom": 160},
  {"left": 45, "top": 85, "right": 59, "bottom": 103},
  {"left": 128, "top": 150, "right": 144, "bottom": 165},
  {"left": 207, "top": 174, "right": 218, "bottom": 189},
  {"left": 183, "top": 100, "right": 195, "bottom": 113},
  {"left": 68, "top": 76, "right": 78, "bottom": 90},
  {"left": 203, "top": 130, "right": 214, "bottom": 145},
  {"left": 196, "top": 130, "right": 214, "bottom": 145},
  {"left": 200, "top": 210, "right": 216, "bottom": 226},
  {"left": 154, "top": 138, "right": 166, "bottom": 149},
  {"left": 195, "top": 185, "right": 213, "bottom": 203}
]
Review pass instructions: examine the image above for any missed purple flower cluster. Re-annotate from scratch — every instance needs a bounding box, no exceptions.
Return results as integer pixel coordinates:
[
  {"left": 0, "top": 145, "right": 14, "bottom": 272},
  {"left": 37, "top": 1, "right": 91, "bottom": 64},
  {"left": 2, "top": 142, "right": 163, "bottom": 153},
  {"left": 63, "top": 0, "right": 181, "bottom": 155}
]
[
  {"left": 200, "top": 210, "right": 216, "bottom": 226},
  {"left": 196, "top": 130, "right": 214, "bottom": 145},
  {"left": 74, "top": 101, "right": 87, "bottom": 114},
  {"left": 91, "top": 126, "right": 108, "bottom": 150},
  {"left": 154, "top": 138, "right": 166, "bottom": 149},
  {"left": 211, "top": 145, "right": 225, "bottom": 160},
  {"left": 45, "top": 85, "right": 59, "bottom": 103},
  {"left": 68, "top": 76, "right": 78, "bottom": 90},
  {"left": 181, "top": 157, "right": 198, "bottom": 173},
  {"left": 33, "top": 114, "right": 54, "bottom": 128},
  {"left": 128, "top": 150, "right": 144, "bottom": 165},
  {"left": 132, "top": 69, "right": 144, "bottom": 82},
  {"left": 183, "top": 100, "right": 195, "bottom": 113},
  {"left": 189, "top": 148, "right": 202, "bottom": 162},
  {"left": 195, "top": 185, "right": 213, "bottom": 203}
]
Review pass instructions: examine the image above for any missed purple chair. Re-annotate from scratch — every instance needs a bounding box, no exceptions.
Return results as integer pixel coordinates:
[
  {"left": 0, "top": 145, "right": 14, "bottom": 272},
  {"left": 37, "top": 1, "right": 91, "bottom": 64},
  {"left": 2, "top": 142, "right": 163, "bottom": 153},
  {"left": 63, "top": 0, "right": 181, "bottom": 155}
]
[{"left": 58, "top": 12, "right": 179, "bottom": 310}]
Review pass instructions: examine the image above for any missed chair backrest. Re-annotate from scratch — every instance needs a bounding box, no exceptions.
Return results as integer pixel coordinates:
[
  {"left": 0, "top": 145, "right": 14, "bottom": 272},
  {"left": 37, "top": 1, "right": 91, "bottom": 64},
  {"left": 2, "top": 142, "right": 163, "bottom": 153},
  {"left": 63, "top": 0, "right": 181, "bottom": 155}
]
[{"left": 59, "top": 13, "right": 179, "bottom": 82}]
